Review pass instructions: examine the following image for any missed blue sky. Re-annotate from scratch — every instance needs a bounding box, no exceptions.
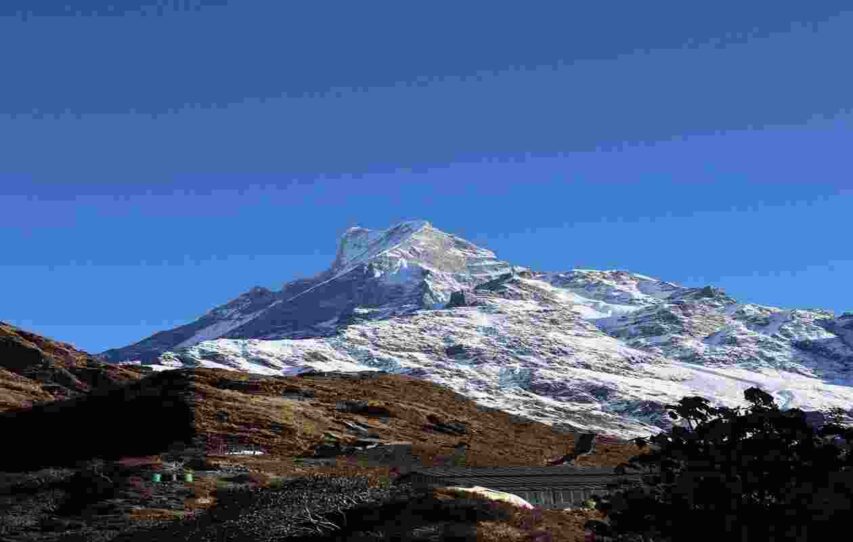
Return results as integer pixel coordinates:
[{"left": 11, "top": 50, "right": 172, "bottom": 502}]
[{"left": 1, "top": 1, "right": 852, "bottom": 353}]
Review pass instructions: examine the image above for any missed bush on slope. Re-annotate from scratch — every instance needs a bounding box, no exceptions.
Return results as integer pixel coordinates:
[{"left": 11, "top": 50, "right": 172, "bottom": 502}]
[{"left": 586, "top": 388, "right": 853, "bottom": 541}]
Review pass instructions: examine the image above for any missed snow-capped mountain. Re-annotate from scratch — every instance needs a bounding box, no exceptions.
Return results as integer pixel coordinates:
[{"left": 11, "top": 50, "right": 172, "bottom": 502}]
[
  {"left": 104, "top": 221, "right": 853, "bottom": 437},
  {"left": 101, "top": 220, "right": 513, "bottom": 363}
]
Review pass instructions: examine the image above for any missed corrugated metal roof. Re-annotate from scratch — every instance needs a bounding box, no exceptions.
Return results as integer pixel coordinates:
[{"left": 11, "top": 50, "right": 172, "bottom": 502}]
[
  {"left": 418, "top": 478, "right": 632, "bottom": 489},
  {"left": 411, "top": 466, "right": 620, "bottom": 477},
  {"left": 405, "top": 465, "right": 641, "bottom": 490}
]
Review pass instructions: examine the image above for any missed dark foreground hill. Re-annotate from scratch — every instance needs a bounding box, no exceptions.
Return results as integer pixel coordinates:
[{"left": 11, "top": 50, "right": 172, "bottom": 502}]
[
  {"left": 3, "top": 465, "right": 603, "bottom": 542},
  {"left": 0, "top": 324, "right": 642, "bottom": 541},
  {"left": 0, "top": 369, "right": 196, "bottom": 471},
  {"left": 0, "top": 365, "right": 634, "bottom": 541},
  {"left": 0, "top": 321, "right": 144, "bottom": 410}
]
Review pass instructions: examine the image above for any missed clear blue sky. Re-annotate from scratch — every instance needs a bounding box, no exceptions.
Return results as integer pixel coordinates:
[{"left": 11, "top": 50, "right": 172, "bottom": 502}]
[{"left": 1, "top": 1, "right": 852, "bottom": 353}]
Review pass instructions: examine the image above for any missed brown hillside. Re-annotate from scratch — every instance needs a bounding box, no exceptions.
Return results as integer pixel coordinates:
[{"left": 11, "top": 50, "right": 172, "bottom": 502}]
[
  {"left": 0, "top": 321, "right": 145, "bottom": 408},
  {"left": 0, "top": 366, "right": 645, "bottom": 541},
  {"left": 0, "top": 324, "right": 643, "bottom": 470},
  {"left": 0, "top": 366, "right": 54, "bottom": 411},
  {"left": 0, "top": 366, "right": 643, "bottom": 472},
  {"left": 192, "top": 368, "right": 643, "bottom": 469}
]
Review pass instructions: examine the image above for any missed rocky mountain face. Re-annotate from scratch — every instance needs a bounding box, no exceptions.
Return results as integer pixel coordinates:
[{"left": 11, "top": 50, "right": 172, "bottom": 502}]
[
  {"left": 100, "top": 221, "right": 513, "bottom": 363},
  {"left": 0, "top": 322, "right": 143, "bottom": 410},
  {"left": 100, "top": 221, "right": 853, "bottom": 437}
]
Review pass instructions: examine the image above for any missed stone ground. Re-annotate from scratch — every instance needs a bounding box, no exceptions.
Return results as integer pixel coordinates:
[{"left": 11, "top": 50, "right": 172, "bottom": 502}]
[
  {"left": 0, "top": 457, "right": 601, "bottom": 542},
  {"left": 0, "top": 367, "right": 636, "bottom": 541}
]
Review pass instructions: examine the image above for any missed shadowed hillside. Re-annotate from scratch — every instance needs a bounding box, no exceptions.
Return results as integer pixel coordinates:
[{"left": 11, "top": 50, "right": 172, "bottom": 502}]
[
  {"left": 0, "top": 329, "right": 642, "bottom": 542},
  {"left": 0, "top": 366, "right": 643, "bottom": 472},
  {"left": 0, "top": 321, "right": 144, "bottom": 410},
  {"left": 0, "top": 370, "right": 196, "bottom": 471}
]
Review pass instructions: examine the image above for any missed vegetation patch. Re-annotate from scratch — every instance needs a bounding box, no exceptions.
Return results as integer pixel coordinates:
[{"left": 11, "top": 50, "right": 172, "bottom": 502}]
[{"left": 587, "top": 388, "right": 853, "bottom": 541}]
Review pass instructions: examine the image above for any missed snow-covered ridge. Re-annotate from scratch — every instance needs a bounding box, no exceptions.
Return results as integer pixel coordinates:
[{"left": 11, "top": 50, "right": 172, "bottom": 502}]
[
  {"left": 160, "top": 271, "right": 853, "bottom": 437},
  {"left": 111, "top": 220, "right": 853, "bottom": 437},
  {"left": 332, "top": 220, "right": 431, "bottom": 272},
  {"left": 102, "top": 221, "right": 514, "bottom": 362}
]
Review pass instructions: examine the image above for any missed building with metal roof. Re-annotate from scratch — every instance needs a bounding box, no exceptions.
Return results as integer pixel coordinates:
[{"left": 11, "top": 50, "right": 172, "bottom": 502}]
[{"left": 399, "top": 465, "right": 642, "bottom": 509}]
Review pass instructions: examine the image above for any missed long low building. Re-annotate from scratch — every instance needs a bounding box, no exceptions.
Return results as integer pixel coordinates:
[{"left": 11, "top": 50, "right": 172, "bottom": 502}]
[{"left": 399, "top": 465, "right": 643, "bottom": 509}]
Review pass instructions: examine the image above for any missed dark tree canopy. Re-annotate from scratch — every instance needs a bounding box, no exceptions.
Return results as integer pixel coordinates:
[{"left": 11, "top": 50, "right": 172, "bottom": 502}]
[{"left": 588, "top": 387, "right": 853, "bottom": 542}]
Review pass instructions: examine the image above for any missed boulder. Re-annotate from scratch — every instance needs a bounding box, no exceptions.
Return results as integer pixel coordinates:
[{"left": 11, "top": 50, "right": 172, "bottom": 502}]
[
  {"left": 281, "top": 386, "right": 315, "bottom": 401},
  {"left": 446, "top": 290, "right": 479, "bottom": 308},
  {"left": 335, "top": 400, "right": 392, "bottom": 417},
  {"left": 339, "top": 419, "right": 375, "bottom": 436},
  {"left": 425, "top": 414, "right": 468, "bottom": 436},
  {"left": 444, "top": 344, "right": 467, "bottom": 358}
]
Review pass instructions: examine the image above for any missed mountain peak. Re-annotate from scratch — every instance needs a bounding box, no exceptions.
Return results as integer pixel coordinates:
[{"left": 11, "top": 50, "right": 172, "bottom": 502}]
[
  {"left": 98, "top": 221, "right": 853, "bottom": 439},
  {"left": 328, "top": 220, "right": 511, "bottom": 306},
  {"left": 331, "top": 220, "right": 435, "bottom": 272}
]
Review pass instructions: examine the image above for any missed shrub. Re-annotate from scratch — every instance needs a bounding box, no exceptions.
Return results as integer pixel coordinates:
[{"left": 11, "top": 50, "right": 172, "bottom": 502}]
[{"left": 587, "top": 387, "right": 853, "bottom": 541}]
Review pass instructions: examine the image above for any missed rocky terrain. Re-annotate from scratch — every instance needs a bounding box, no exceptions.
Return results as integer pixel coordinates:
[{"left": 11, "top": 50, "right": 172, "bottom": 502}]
[
  {"left": 0, "top": 322, "right": 144, "bottom": 410},
  {"left": 0, "top": 463, "right": 600, "bottom": 542},
  {"left": 0, "top": 366, "right": 641, "bottom": 471},
  {"left": 99, "top": 220, "right": 513, "bottom": 364},
  {"left": 99, "top": 221, "right": 853, "bottom": 438},
  {"left": 0, "top": 357, "right": 632, "bottom": 541},
  {"left": 5, "top": 218, "right": 851, "bottom": 540}
]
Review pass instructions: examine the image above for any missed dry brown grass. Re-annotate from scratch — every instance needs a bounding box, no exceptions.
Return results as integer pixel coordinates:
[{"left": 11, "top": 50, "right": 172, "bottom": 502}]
[
  {"left": 0, "top": 367, "right": 53, "bottom": 410},
  {"left": 433, "top": 487, "right": 604, "bottom": 542},
  {"left": 183, "top": 474, "right": 221, "bottom": 511},
  {"left": 533, "top": 509, "right": 603, "bottom": 542},
  {"left": 0, "top": 321, "right": 92, "bottom": 369},
  {"left": 213, "top": 455, "right": 397, "bottom": 489},
  {"left": 129, "top": 508, "right": 187, "bottom": 521},
  {"left": 0, "top": 322, "right": 146, "bottom": 410},
  {"left": 184, "top": 369, "right": 646, "bottom": 536},
  {"left": 477, "top": 520, "right": 530, "bottom": 542},
  {"left": 478, "top": 502, "right": 602, "bottom": 542},
  {"left": 190, "top": 368, "right": 645, "bottom": 470}
]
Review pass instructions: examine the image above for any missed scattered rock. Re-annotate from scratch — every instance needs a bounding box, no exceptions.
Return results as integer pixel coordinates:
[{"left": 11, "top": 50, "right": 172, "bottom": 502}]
[
  {"left": 425, "top": 414, "right": 468, "bottom": 436},
  {"left": 352, "top": 437, "right": 384, "bottom": 449},
  {"left": 339, "top": 419, "right": 375, "bottom": 436},
  {"left": 335, "top": 400, "right": 392, "bottom": 417},
  {"left": 348, "top": 442, "right": 418, "bottom": 470},
  {"left": 444, "top": 344, "right": 467, "bottom": 358},
  {"left": 215, "top": 379, "right": 264, "bottom": 394},
  {"left": 446, "top": 290, "right": 479, "bottom": 308},
  {"left": 547, "top": 433, "right": 597, "bottom": 465},
  {"left": 335, "top": 401, "right": 367, "bottom": 413},
  {"left": 698, "top": 285, "right": 718, "bottom": 298},
  {"left": 281, "top": 386, "right": 315, "bottom": 401},
  {"left": 312, "top": 443, "right": 350, "bottom": 458}
]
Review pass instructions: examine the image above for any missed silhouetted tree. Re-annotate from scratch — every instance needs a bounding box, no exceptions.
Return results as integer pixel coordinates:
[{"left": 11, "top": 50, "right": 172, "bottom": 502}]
[{"left": 587, "top": 387, "right": 853, "bottom": 541}]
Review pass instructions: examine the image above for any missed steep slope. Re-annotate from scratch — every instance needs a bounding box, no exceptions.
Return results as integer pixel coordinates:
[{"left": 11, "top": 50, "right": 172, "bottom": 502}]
[
  {"left": 0, "top": 367, "right": 641, "bottom": 471},
  {"left": 0, "top": 366, "right": 53, "bottom": 411},
  {"left": 105, "top": 221, "right": 853, "bottom": 438},
  {"left": 101, "top": 221, "right": 513, "bottom": 363},
  {"left": 0, "top": 322, "right": 143, "bottom": 409},
  {"left": 156, "top": 273, "right": 853, "bottom": 437},
  {"left": 100, "top": 286, "right": 281, "bottom": 363}
]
